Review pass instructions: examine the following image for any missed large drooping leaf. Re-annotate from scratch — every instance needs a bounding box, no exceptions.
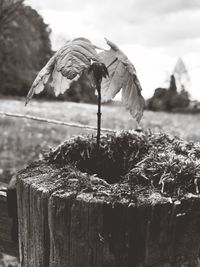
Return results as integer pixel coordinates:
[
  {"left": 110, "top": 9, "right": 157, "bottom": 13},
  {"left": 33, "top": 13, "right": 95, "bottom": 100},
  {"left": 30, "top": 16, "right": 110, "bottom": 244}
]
[
  {"left": 99, "top": 38, "right": 145, "bottom": 122},
  {"left": 26, "top": 37, "right": 100, "bottom": 105}
]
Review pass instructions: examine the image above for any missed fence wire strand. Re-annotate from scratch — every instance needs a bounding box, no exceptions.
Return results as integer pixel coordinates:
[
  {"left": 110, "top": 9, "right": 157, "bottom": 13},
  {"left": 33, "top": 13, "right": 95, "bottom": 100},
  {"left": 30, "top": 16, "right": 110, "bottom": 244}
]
[{"left": 0, "top": 111, "right": 116, "bottom": 133}]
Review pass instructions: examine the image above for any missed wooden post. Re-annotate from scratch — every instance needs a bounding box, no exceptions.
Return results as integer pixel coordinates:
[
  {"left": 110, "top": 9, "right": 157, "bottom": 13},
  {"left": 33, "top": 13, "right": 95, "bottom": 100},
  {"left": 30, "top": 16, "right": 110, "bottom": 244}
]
[
  {"left": 16, "top": 161, "right": 200, "bottom": 267},
  {"left": 0, "top": 182, "right": 18, "bottom": 257}
]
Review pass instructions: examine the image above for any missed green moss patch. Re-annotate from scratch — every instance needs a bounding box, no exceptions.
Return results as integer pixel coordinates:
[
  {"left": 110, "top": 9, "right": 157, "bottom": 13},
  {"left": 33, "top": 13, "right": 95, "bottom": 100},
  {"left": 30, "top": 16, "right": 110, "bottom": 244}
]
[{"left": 48, "top": 131, "right": 200, "bottom": 198}]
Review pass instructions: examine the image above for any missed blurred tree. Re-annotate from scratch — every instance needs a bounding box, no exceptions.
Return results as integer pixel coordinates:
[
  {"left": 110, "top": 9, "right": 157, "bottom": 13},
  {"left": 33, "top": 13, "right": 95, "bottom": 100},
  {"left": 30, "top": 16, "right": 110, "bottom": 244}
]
[
  {"left": 166, "top": 74, "right": 178, "bottom": 110},
  {"left": 0, "top": 1, "right": 99, "bottom": 103},
  {"left": 0, "top": 0, "right": 23, "bottom": 33},
  {"left": 42, "top": 72, "right": 97, "bottom": 103},
  {"left": 147, "top": 75, "right": 190, "bottom": 111},
  {"left": 147, "top": 88, "right": 170, "bottom": 111},
  {"left": 173, "top": 58, "right": 191, "bottom": 92},
  {"left": 171, "top": 88, "right": 190, "bottom": 109},
  {"left": 0, "top": 1, "right": 52, "bottom": 96},
  {"left": 63, "top": 74, "right": 97, "bottom": 103},
  {"left": 0, "top": 2, "right": 97, "bottom": 103},
  {"left": 169, "top": 74, "right": 177, "bottom": 94}
]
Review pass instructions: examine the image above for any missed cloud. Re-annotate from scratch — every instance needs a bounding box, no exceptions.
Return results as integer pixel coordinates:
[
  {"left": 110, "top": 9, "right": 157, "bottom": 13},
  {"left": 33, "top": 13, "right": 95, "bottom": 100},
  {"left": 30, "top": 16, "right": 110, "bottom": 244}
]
[
  {"left": 130, "top": 0, "right": 200, "bottom": 17},
  {"left": 26, "top": 0, "right": 200, "bottom": 49},
  {"left": 93, "top": 2, "right": 200, "bottom": 48},
  {"left": 25, "top": 0, "right": 92, "bottom": 11},
  {"left": 26, "top": 0, "right": 200, "bottom": 15},
  {"left": 133, "top": 10, "right": 200, "bottom": 47}
]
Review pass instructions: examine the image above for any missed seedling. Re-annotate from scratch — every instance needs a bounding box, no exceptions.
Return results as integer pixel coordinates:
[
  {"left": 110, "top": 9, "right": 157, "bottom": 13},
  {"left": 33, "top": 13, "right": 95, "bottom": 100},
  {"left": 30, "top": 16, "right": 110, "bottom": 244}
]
[{"left": 26, "top": 37, "right": 145, "bottom": 148}]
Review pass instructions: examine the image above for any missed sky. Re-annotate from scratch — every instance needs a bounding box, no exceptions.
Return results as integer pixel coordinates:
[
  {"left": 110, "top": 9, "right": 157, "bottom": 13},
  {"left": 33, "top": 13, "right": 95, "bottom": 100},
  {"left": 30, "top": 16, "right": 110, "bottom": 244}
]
[{"left": 25, "top": 0, "right": 200, "bottom": 100}]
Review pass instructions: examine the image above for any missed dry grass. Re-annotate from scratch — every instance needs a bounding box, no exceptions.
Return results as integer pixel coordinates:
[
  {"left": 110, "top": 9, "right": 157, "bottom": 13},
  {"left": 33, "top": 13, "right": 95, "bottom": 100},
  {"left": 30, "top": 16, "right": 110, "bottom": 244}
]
[{"left": 0, "top": 98, "right": 200, "bottom": 184}]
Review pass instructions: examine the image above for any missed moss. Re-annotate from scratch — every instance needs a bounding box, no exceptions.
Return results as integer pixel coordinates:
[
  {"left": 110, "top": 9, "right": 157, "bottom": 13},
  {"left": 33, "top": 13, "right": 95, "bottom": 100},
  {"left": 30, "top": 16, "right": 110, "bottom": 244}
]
[{"left": 47, "top": 131, "right": 200, "bottom": 198}]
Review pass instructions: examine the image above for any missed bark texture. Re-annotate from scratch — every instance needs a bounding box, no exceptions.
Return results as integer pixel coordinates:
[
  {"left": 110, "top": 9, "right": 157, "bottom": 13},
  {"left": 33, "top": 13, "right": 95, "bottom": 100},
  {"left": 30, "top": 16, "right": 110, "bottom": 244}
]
[{"left": 16, "top": 162, "right": 200, "bottom": 267}]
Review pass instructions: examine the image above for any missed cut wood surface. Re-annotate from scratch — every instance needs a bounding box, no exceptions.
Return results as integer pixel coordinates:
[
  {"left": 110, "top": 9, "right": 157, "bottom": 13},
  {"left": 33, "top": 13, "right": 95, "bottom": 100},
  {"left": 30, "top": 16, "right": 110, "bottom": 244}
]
[
  {"left": 0, "top": 182, "right": 18, "bottom": 257},
  {"left": 16, "top": 161, "right": 200, "bottom": 267}
]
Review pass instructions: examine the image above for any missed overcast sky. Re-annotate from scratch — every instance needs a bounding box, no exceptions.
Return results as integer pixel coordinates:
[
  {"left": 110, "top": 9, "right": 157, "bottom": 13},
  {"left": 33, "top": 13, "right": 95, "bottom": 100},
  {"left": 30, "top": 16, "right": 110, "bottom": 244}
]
[{"left": 25, "top": 0, "right": 200, "bottom": 100}]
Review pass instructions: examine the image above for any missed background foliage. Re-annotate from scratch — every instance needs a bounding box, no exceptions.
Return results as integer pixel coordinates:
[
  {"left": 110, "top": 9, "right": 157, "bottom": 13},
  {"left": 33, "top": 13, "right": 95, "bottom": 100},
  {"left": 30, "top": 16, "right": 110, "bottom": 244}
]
[
  {"left": 0, "top": 0, "right": 97, "bottom": 103},
  {"left": 147, "top": 75, "right": 190, "bottom": 111},
  {"left": 0, "top": 0, "right": 52, "bottom": 96}
]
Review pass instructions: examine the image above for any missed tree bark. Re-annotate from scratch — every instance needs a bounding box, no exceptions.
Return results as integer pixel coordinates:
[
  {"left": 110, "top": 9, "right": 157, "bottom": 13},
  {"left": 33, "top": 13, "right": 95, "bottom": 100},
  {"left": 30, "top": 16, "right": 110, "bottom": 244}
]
[{"left": 16, "top": 161, "right": 200, "bottom": 267}]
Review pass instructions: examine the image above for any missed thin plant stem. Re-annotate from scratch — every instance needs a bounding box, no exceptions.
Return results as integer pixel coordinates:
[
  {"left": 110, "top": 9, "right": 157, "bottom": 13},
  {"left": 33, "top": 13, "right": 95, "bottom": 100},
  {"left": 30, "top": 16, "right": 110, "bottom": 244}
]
[
  {"left": 88, "top": 62, "right": 108, "bottom": 148},
  {"left": 97, "top": 86, "right": 101, "bottom": 148}
]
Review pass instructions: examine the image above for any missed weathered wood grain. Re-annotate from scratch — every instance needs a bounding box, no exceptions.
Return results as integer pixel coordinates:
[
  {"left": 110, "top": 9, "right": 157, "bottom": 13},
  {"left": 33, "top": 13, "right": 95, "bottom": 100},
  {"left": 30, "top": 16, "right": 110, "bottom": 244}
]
[
  {"left": 16, "top": 163, "right": 200, "bottom": 267},
  {"left": 0, "top": 182, "right": 18, "bottom": 257}
]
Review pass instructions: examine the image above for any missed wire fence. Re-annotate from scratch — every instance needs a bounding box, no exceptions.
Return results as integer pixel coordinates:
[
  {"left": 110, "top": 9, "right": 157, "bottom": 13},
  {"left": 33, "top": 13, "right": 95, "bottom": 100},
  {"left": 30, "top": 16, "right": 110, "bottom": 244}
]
[{"left": 0, "top": 111, "right": 116, "bottom": 133}]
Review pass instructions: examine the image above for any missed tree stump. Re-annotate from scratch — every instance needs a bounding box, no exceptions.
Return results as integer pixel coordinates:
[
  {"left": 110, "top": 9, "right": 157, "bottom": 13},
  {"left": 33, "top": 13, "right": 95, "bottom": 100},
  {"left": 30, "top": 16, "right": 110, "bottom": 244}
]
[
  {"left": 16, "top": 163, "right": 200, "bottom": 267},
  {"left": 16, "top": 132, "right": 200, "bottom": 267}
]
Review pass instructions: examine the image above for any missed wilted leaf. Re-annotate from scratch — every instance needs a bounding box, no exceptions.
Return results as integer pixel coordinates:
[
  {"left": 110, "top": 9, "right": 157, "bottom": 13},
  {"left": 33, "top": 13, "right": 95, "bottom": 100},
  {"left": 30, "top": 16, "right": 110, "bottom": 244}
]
[
  {"left": 99, "top": 38, "right": 145, "bottom": 122},
  {"left": 25, "top": 56, "right": 56, "bottom": 104},
  {"left": 26, "top": 37, "right": 100, "bottom": 104}
]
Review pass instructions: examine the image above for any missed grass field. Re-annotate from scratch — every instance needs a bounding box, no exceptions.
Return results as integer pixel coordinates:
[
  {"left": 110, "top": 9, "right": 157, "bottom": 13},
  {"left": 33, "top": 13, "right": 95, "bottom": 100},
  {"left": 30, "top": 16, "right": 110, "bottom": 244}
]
[{"left": 0, "top": 98, "right": 200, "bottom": 184}]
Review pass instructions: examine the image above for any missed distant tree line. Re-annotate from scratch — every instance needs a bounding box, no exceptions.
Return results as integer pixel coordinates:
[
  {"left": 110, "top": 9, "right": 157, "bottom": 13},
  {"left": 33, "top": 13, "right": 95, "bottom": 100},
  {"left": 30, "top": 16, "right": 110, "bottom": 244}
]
[
  {"left": 0, "top": 0, "right": 97, "bottom": 103},
  {"left": 146, "top": 75, "right": 190, "bottom": 112}
]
